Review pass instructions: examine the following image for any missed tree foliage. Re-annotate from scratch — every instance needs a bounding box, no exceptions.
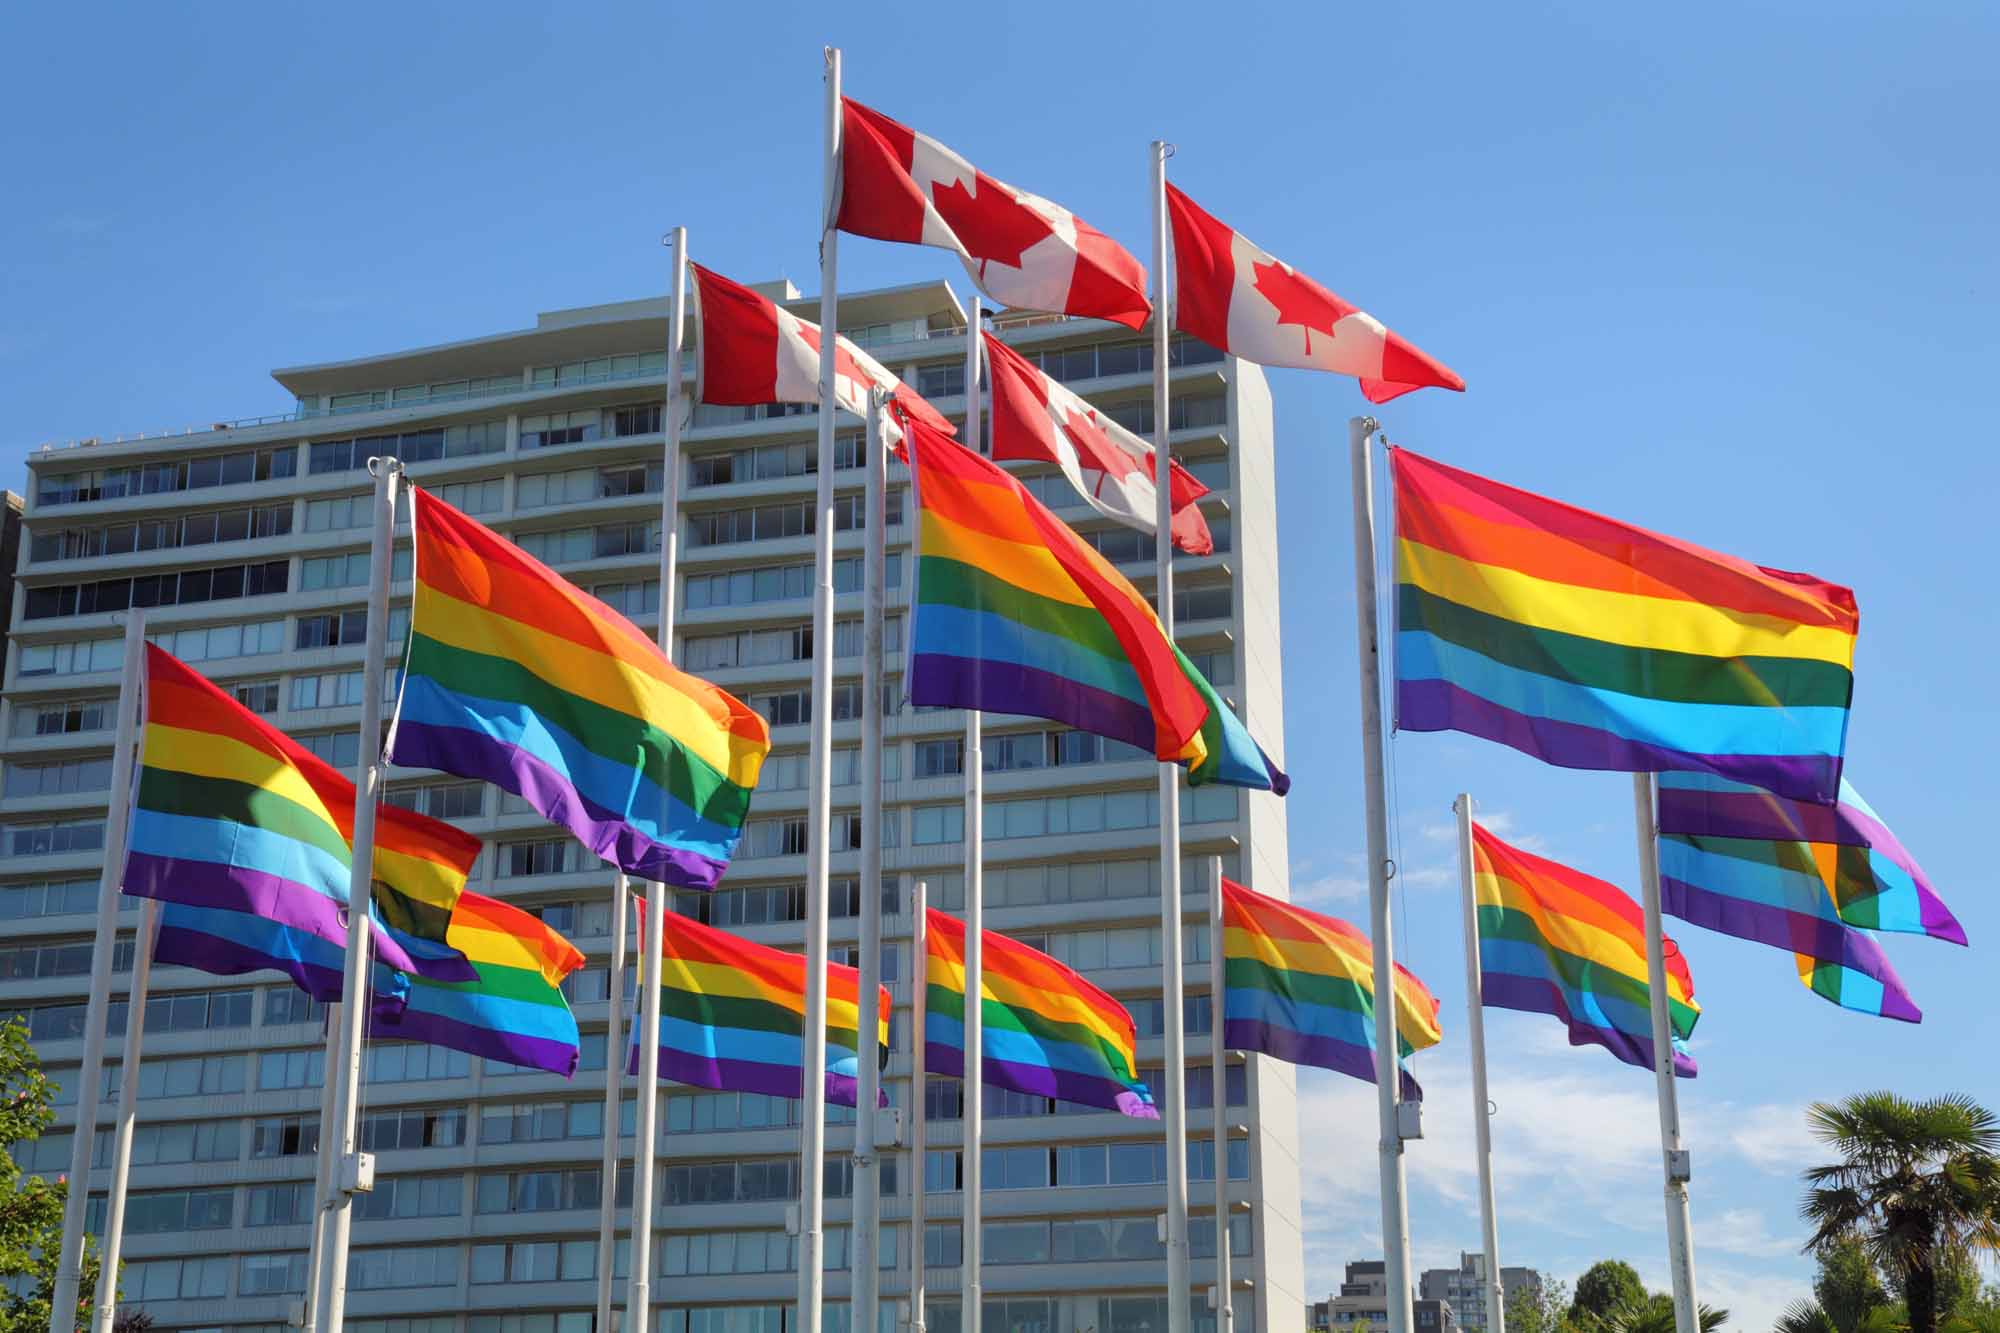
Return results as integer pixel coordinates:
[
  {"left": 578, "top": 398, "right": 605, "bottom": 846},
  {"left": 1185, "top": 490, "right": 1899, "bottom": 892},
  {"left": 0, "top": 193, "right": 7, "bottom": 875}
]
[
  {"left": 1571, "top": 1262, "right": 1649, "bottom": 1331},
  {"left": 0, "top": 1016, "right": 100, "bottom": 1330},
  {"left": 1801, "top": 1092, "right": 2000, "bottom": 1333},
  {"left": 1510, "top": 1277, "right": 1575, "bottom": 1333}
]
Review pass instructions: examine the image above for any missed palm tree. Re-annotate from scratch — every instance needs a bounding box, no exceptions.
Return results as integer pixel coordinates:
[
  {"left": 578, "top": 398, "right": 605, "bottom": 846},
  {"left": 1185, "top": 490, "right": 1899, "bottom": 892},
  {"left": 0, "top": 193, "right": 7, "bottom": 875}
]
[
  {"left": 1775, "top": 1300, "right": 1904, "bottom": 1333},
  {"left": 1801, "top": 1093, "right": 2000, "bottom": 1333},
  {"left": 1596, "top": 1295, "right": 1728, "bottom": 1333}
]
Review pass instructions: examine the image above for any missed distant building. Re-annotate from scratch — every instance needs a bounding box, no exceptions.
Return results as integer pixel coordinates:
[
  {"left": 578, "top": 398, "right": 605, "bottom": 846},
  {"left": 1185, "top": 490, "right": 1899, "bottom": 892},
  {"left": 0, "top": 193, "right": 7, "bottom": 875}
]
[
  {"left": 1327, "top": 1260, "right": 1459, "bottom": 1333},
  {"left": 1420, "top": 1252, "right": 1544, "bottom": 1333},
  {"left": 1309, "top": 1299, "right": 1332, "bottom": 1331}
]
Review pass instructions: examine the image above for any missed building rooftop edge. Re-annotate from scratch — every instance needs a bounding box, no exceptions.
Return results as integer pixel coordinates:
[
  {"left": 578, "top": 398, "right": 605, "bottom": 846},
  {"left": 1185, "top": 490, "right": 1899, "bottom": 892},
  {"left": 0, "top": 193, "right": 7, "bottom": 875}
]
[{"left": 269, "top": 277, "right": 968, "bottom": 395}]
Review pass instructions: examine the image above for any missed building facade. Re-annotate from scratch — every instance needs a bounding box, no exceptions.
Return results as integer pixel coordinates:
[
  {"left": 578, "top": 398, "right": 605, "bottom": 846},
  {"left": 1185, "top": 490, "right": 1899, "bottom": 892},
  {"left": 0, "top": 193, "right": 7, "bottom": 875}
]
[
  {"left": 1418, "top": 1253, "right": 1542, "bottom": 1333},
  {"left": 1325, "top": 1260, "right": 1457, "bottom": 1333},
  {"left": 2, "top": 280, "right": 1302, "bottom": 1333}
]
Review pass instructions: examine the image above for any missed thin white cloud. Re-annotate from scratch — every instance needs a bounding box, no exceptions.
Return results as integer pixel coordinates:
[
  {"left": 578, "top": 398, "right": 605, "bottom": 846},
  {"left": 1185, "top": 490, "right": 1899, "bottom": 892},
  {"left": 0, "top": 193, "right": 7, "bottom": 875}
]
[{"left": 1294, "top": 1031, "right": 1818, "bottom": 1309}]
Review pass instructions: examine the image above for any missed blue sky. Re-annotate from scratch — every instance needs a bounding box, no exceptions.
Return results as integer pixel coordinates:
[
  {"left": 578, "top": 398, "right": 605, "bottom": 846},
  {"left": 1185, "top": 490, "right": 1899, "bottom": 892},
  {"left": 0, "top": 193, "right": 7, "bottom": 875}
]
[{"left": 4, "top": 3, "right": 1996, "bottom": 1325}]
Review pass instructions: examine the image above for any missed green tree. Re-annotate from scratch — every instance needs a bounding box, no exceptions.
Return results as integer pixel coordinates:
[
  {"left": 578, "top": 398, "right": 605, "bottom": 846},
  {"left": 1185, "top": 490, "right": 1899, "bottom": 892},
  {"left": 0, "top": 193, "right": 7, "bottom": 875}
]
[
  {"left": 1815, "top": 1235, "right": 1892, "bottom": 1332},
  {"left": 1571, "top": 1262, "right": 1648, "bottom": 1331},
  {"left": 0, "top": 1016, "right": 101, "bottom": 1329},
  {"left": 1801, "top": 1093, "right": 2000, "bottom": 1333},
  {"left": 1509, "top": 1278, "right": 1574, "bottom": 1333}
]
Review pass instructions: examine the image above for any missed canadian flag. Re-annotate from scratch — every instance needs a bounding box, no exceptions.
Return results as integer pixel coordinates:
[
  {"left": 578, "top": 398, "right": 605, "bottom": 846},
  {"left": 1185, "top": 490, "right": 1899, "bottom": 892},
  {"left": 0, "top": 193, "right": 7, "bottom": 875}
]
[
  {"left": 691, "top": 262, "right": 954, "bottom": 439},
  {"left": 984, "top": 332, "right": 1213, "bottom": 557},
  {"left": 1164, "top": 183, "right": 1463, "bottom": 403},
  {"left": 835, "top": 97, "right": 1151, "bottom": 331}
]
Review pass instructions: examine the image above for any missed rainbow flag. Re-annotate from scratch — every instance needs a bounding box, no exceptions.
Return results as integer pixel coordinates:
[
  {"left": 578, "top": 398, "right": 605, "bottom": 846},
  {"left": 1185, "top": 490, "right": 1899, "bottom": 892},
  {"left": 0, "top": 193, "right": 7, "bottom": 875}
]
[
  {"left": 923, "top": 908, "right": 1156, "bottom": 1119},
  {"left": 904, "top": 417, "right": 1287, "bottom": 792},
  {"left": 1656, "top": 772, "right": 1963, "bottom": 944},
  {"left": 369, "top": 891, "right": 586, "bottom": 1076},
  {"left": 1472, "top": 822, "right": 1699, "bottom": 1076},
  {"left": 1796, "top": 953, "right": 1919, "bottom": 1020},
  {"left": 127, "top": 646, "right": 480, "bottom": 988},
  {"left": 1219, "top": 878, "right": 1441, "bottom": 1098},
  {"left": 1392, "top": 448, "right": 1859, "bottom": 804},
  {"left": 628, "top": 900, "right": 890, "bottom": 1106},
  {"left": 152, "top": 900, "right": 382, "bottom": 1005},
  {"left": 388, "top": 487, "right": 771, "bottom": 889}
]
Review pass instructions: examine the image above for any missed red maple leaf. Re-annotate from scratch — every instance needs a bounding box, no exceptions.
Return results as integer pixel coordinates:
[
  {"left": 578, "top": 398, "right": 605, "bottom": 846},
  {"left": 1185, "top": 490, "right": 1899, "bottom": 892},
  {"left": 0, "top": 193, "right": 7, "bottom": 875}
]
[
  {"left": 1251, "top": 259, "right": 1352, "bottom": 357},
  {"left": 931, "top": 173, "right": 1057, "bottom": 271},
  {"left": 1060, "top": 407, "right": 1143, "bottom": 488},
  {"left": 796, "top": 322, "right": 878, "bottom": 403}
]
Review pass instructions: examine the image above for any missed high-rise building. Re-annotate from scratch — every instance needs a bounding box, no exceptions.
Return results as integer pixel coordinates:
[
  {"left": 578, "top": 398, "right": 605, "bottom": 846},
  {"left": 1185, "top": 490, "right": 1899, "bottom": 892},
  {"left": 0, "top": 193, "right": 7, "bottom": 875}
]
[
  {"left": 2, "top": 279, "right": 1302, "bottom": 1333},
  {"left": 0, "top": 491, "right": 20, "bottom": 673},
  {"left": 1419, "top": 1253, "right": 1543, "bottom": 1333}
]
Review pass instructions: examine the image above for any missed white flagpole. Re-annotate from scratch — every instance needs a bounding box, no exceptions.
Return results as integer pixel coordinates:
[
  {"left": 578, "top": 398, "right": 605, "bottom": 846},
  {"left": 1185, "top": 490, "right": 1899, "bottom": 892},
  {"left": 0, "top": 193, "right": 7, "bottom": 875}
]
[
  {"left": 908, "top": 878, "right": 930, "bottom": 1333},
  {"left": 626, "top": 218, "right": 691, "bottom": 1332},
  {"left": 301, "top": 1000, "right": 340, "bottom": 1324},
  {"left": 1206, "top": 858, "right": 1232, "bottom": 1333},
  {"left": 90, "top": 895, "right": 159, "bottom": 1333},
  {"left": 960, "top": 307, "right": 986, "bottom": 1333},
  {"left": 51, "top": 610, "right": 145, "bottom": 1333},
  {"left": 1633, "top": 774, "right": 1699, "bottom": 1333},
  {"left": 315, "top": 455, "right": 400, "bottom": 1332},
  {"left": 1149, "top": 137, "right": 1192, "bottom": 1333},
  {"left": 1347, "top": 416, "right": 1414, "bottom": 1333},
  {"left": 1452, "top": 795, "right": 1506, "bottom": 1333},
  {"left": 853, "top": 386, "right": 889, "bottom": 1333},
  {"left": 627, "top": 878, "right": 666, "bottom": 1326},
  {"left": 799, "top": 44, "right": 844, "bottom": 1333},
  {"left": 595, "top": 873, "right": 631, "bottom": 1332}
]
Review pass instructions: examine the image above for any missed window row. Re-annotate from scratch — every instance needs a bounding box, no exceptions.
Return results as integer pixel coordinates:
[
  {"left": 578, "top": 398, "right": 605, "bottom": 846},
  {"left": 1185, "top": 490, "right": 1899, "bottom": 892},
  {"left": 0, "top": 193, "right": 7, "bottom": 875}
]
[
  {"left": 683, "top": 552, "right": 897, "bottom": 611},
  {"left": 685, "top": 491, "right": 899, "bottom": 549},
  {"left": 518, "top": 460, "right": 664, "bottom": 509},
  {"left": 0, "top": 875, "right": 101, "bottom": 920},
  {"left": 670, "top": 875, "right": 895, "bottom": 930},
  {"left": 681, "top": 616, "right": 903, "bottom": 673},
  {"left": 9, "top": 696, "right": 116, "bottom": 738},
  {"left": 927, "top": 851, "right": 1240, "bottom": 915},
  {"left": 911, "top": 728, "right": 1150, "bottom": 779},
  {"left": 322, "top": 373, "right": 522, "bottom": 416},
  {"left": 685, "top": 433, "right": 870, "bottom": 488},
  {"left": 308, "top": 420, "right": 505, "bottom": 474},
  {"left": 909, "top": 784, "right": 1240, "bottom": 847},
  {"left": 515, "top": 519, "right": 660, "bottom": 566},
  {"left": 2, "top": 756, "right": 112, "bottom": 800},
  {"left": 1, "top": 818, "right": 105, "bottom": 860},
  {"left": 30, "top": 502, "right": 293, "bottom": 564},
  {"left": 36, "top": 445, "right": 296, "bottom": 507},
  {"left": 1019, "top": 332, "right": 1226, "bottom": 383},
  {"left": 921, "top": 1211, "right": 1250, "bottom": 1268},
  {"left": 924, "top": 1136, "right": 1249, "bottom": 1192},
  {"left": 22, "top": 559, "right": 289, "bottom": 619},
  {"left": 754, "top": 744, "right": 902, "bottom": 794}
]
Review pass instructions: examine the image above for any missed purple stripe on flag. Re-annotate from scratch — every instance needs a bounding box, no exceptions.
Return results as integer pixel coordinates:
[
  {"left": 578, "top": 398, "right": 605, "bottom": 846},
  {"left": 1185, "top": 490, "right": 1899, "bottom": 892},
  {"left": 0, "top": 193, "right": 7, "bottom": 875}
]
[
  {"left": 389, "top": 720, "right": 727, "bottom": 889},
  {"left": 1660, "top": 876, "right": 1916, "bottom": 997},
  {"left": 123, "top": 851, "right": 420, "bottom": 977},
  {"left": 368, "top": 1007, "right": 578, "bottom": 1079},
  {"left": 1221, "top": 1018, "right": 1424, "bottom": 1100},
  {"left": 908, "top": 653, "right": 1160, "bottom": 756},
  {"left": 633, "top": 1046, "right": 879, "bottom": 1108},
  {"left": 1655, "top": 786, "right": 1869, "bottom": 846},
  {"left": 152, "top": 924, "right": 348, "bottom": 1002},
  {"left": 1479, "top": 972, "right": 1698, "bottom": 1077},
  {"left": 924, "top": 1042, "right": 1160, "bottom": 1119},
  {"left": 1395, "top": 678, "right": 1839, "bottom": 804}
]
